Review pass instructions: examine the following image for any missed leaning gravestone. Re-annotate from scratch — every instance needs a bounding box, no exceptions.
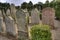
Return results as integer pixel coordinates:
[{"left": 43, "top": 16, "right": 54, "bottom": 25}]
[
  {"left": 42, "top": 7, "right": 55, "bottom": 28},
  {"left": 31, "top": 8, "right": 40, "bottom": 24},
  {"left": 16, "top": 9, "right": 28, "bottom": 40},
  {"left": 5, "top": 16, "right": 18, "bottom": 37}
]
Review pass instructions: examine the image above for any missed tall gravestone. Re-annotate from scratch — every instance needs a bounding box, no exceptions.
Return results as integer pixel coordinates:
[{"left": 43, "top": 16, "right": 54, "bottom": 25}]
[
  {"left": 0, "top": 10, "right": 6, "bottom": 34},
  {"left": 10, "top": 4, "right": 17, "bottom": 22},
  {"left": 31, "top": 8, "right": 40, "bottom": 24},
  {"left": 5, "top": 16, "right": 18, "bottom": 37},
  {"left": 42, "top": 7, "right": 55, "bottom": 28},
  {"left": 16, "top": 9, "right": 28, "bottom": 40}
]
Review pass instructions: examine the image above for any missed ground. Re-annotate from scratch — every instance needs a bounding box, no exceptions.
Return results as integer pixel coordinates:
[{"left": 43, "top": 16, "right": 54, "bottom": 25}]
[{"left": 51, "top": 20, "right": 60, "bottom": 40}]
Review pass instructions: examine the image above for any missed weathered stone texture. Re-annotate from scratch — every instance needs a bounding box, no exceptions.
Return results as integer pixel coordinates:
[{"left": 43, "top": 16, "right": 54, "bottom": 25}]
[
  {"left": 10, "top": 4, "right": 17, "bottom": 21},
  {"left": 16, "top": 9, "right": 27, "bottom": 32},
  {"left": 31, "top": 8, "right": 40, "bottom": 24},
  {"left": 16, "top": 9, "right": 28, "bottom": 40},
  {"left": 42, "top": 7, "right": 55, "bottom": 27},
  {"left": 0, "top": 10, "right": 2, "bottom": 17},
  {"left": 0, "top": 17, "right": 6, "bottom": 33},
  {"left": 5, "top": 16, "right": 18, "bottom": 36}
]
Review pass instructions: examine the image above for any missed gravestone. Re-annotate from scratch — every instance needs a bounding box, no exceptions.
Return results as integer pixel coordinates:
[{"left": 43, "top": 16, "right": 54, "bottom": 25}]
[
  {"left": 22, "top": 9, "right": 29, "bottom": 24},
  {"left": 5, "top": 16, "right": 18, "bottom": 37},
  {"left": 10, "top": 4, "right": 16, "bottom": 21},
  {"left": 0, "top": 17, "right": 6, "bottom": 33},
  {"left": 16, "top": 9, "right": 28, "bottom": 40},
  {"left": 31, "top": 8, "right": 40, "bottom": 24},
  {"left": 0, "top": 10, "right": 6, "bottom": 33},
  {"left": 6, "top": 9, "right": 11, "bottom": 16},
  {"left": 22, "top": 9, "right": 29, "bottom": 17},
  {"left": 0, "top": 10, "right": 2, "bottom": 17},
  {"left": 42, "top": 7, "right": 55, "bottom": 28},
  {"left": 2, "top": 10, "right": 6, "bottom": 17}
]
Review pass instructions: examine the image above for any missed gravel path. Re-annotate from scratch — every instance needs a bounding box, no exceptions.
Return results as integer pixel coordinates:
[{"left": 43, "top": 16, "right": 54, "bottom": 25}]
[{"left": 51, "top": 20, "right": 60, "bottom": 40}]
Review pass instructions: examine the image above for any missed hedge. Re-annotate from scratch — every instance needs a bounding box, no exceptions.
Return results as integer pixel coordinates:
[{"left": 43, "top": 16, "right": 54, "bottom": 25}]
[{"left": 30, "top": 24, "right": 51, "bottom": 40}]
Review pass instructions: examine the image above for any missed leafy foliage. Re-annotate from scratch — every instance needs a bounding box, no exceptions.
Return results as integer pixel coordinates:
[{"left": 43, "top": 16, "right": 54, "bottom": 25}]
[
  {"left": 21, "top": 2, "right": 28, "bottom": 9},
  {"left": 30, "top": 24, "right": 51, "bottom": 40},
  {"left": 0, "top": 2, "right": 10, "bottom": 9},
  {"left": 27, "top": 1, "right": 33, "bottom": 11},
  {"left": 34, "top": 2, "right": 43, "bottom": 10},
  {"left": 43, "top": 0, "right": 49, "bottom": 8},
  {"left": 55, "top": 2, "right": 60, "bottom": 20},
  {"left": 21, "top": 1, "right": 43, "bottom": 11},
  {"left": 0, "top": 2, "right": 10, "bottom": 13}
]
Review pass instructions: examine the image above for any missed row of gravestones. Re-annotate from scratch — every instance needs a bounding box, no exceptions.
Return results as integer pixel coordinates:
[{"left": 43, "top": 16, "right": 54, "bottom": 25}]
[
  {"left": 0, "top": 7, "right": 55, "bottom": 40},
  {"left": 16, "top": 7, "right": 55, "bottom": 40},
  {"left": 0, "top": 8, "right": 29, "bottom": 40},
  {"left": 0, "top": 9, "right": 18, "bottom": 37},
  {"left": 28, "top": 7, "right": 55, "bottom": 28}
]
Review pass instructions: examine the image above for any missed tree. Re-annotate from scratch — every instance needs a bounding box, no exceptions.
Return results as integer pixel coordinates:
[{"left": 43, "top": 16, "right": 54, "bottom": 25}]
[
  {"left": 55, "top": 2, "right": 60, "bottom": 20},
  {"left": 34, "top": 2, "right": 43, "bottom": 10},
  {"left": 16, "top": 6, "right": 20, "bottom": 9},
  {"left": 0, "top": 2, "right": 10, "bottom": 13},
  {"left": 43, "top": 0, "right": 49, "bottom": 8},
  {"left": 21, "top": 2, "right": 28, "bottom": 9},
  {"left": 49, "top": 0, "right": 60, "bottom": 20},
  {"left": 27, "top": 1, "right": 33, "bottom": 11}
]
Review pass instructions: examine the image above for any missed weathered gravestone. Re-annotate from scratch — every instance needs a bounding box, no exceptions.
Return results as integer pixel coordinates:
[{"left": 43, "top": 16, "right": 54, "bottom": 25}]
[
  {"left": 22, "top": 9, "right": 29, "bottom": 24},
  {"left": 31, "top": 8, "right": 40, "bottom": 24},
  {"left": 0, "top": 17, "right": 6, "bottom": 34},
  {"left": 2, "top": 10, "right": 6, "bottom": 18},
  {"left": 10, "top": 4, "right": 17, "bottom": 21},
  {"left": 16, "top": 9, "right": 28, "bottom": 40},
  {"left": 42, "top": 7, "right": 55, "bottom": 28},
  {"left": 5, "top": 16, "right": 18, "bottom": 37},
  {"left": 0, "top": 10, "right": 2, "bottom": 17},
  {"left": 6, "top": 9, "right": 11, "bottom": 16},
  {"left": 22, "top": 9, "right": 29, "bottom": 18},
  {"left": 0, "top": 10, "right": 6, "bottom": 33}
]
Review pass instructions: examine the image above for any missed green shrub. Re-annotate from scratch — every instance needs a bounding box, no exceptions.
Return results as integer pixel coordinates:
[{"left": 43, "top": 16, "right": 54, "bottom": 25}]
[{"left": 30, "top": 24, "right": 51, "bottom": 40}]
